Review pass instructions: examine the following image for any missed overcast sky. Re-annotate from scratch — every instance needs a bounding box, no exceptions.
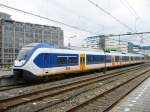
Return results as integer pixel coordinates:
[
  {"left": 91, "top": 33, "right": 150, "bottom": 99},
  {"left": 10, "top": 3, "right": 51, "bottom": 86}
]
[{"left": 0, "top": 0, "right": 150, "bottom": 46}]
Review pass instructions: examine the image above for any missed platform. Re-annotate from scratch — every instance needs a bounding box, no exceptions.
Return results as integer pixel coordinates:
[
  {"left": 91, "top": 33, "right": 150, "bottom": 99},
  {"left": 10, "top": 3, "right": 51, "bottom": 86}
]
[
  {"left": 0, "top": 70, "right": 16, "bottom": 86},
  {"left": 109, "top": 76, "right": 150, "bottom": 112},
  {"left": 0, "top": 70, "right": 13, "bottom": 78}
]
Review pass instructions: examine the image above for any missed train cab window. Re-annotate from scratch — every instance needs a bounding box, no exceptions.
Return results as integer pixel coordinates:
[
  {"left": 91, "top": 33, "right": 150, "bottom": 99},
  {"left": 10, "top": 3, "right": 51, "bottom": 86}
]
[
  {"left": 68, "top": 57, "right": 78, "bottom": 65},
  {"left": 57, "top": 57, "right": 67, "bottom": 66},
  {"left": 17, "top": 47, "right": 32, "bottom": 61}
]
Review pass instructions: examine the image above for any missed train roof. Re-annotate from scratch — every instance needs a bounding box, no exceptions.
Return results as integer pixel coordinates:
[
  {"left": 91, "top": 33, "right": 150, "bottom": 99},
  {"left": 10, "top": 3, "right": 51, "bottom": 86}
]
[
  {"left": 24, "top": 43, "right": 104, "bottom": 52},
  {"left": 24, "top": 43, "right": 62, "bottom": 49},
  {"left": 25, "top": 43, "right": 41, "bottom": 47},
  {"left": 23, "top": 43, "right": 144, "bottom": 57}
]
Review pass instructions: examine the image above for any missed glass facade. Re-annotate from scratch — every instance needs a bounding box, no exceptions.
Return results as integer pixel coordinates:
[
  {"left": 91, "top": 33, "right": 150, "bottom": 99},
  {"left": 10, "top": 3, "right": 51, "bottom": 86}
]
[{"left": 0, "top": 19, "right": 64, "bottom": 66}]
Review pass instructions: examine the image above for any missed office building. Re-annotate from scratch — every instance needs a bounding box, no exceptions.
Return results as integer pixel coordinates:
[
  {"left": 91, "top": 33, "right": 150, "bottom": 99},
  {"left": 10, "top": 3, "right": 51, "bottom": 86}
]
[
  {"left": 0, "top": 12, "right": 64, "bottom": 66},
  {"left": 85, "top": 35, "right": 128, "bottom": 52}
]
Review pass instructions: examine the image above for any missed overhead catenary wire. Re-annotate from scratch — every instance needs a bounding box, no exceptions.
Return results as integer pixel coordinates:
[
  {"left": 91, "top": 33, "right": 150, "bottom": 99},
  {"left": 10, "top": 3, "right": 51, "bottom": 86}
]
[
  {"left": 120, "top": 0, "right": 145, "bottom": 28},
  {"left": 50, "top": 0, "right": 103, "bottom": 31},
  {"left": 106, "top": 31, "right": 150, "bottom": 43},
  {"left": 88, "top": 0, "right": 147, "bottom": 43},
  {"left": 119, "top": 0, "right": 146, "bottom": 43},
  {"left": 122, "top": 0, "right": 148, "bottom": 30},
  {"left": 120, "top": 0, "right": 137, "bottom": 18},
  {"left": 87, "top": 0, "right": 134, "bottom": 31},
  {"left": 124, "top": 0, "right": 142, "bottom": 20},
  {"left": 0, "top": 3, "right": 149, "bottom": 45},
  {"left": 123, "top": 0, "right": 147, "bottom": 44},
  {"left": 0, "top": 3, "right": 98, "bottom": 35},
  {"left": 87, "top": 0, "right": 150, "bottom": 44}
]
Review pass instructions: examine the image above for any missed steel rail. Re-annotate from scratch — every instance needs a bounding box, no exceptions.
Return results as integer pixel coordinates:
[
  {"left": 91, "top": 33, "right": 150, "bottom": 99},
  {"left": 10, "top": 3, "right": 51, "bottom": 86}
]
[
  {"left": 0, "top": 64, "right": 148, "bottom": 111},
  {"left": 66, "top": 69, "right": 150, "bottom": 112}
]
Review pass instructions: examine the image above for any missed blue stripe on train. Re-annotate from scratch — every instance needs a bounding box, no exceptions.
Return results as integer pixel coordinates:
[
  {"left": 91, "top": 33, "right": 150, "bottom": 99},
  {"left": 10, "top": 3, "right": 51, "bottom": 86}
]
[
  {"left": 34, "top": 53, "right": 79, "bottom": 68},
  {"left": 34, "top": 53, "right": 113, "bottom": 68}
]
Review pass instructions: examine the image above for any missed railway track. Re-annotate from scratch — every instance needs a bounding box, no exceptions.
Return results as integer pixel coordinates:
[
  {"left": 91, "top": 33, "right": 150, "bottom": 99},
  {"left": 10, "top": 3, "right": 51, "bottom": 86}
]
[
  {"left": 36, "top": 65, "right": 150, "bottom": 112},
  {"left": 66, "top": 69, "right": 150, "bottom": 112},
  {"left": 0, "top": 63, "right": 149, "bottom": 112},
  {"left": 0, "top": 83, "right": 40, "bottom": 92},
  {"left": 0, "top": 63, "right": 146, "bottom": 92},
  {"left": 0, "top": 85, "right": 23, "bottom": 92}
]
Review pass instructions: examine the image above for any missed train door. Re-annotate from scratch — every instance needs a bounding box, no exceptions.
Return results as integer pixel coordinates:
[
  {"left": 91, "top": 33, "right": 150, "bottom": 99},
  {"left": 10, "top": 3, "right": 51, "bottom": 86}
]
[
  {"left": 112, "top": 55, "right": 115, "bottom": 66},
  {"left": 120, "top": 56, "right": 122, "bottom": 65},
  {"left": 129, "top": 56, "right": 131, "bottom": 64},
  {"left": 80, "top": 54, "right": 85, "bottom": 70}
]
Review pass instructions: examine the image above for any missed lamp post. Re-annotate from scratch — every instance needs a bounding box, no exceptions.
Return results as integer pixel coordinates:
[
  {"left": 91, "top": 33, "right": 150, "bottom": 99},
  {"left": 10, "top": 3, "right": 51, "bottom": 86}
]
[{"left": 68, "top": 35, "right": 77, "bottom": 47}]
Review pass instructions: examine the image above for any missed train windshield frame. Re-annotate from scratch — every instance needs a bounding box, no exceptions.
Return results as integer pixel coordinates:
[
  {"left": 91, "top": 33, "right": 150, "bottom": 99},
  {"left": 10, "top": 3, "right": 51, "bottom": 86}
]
[{"left": 17, "top": 47, "right": 32, "bottom": 61}]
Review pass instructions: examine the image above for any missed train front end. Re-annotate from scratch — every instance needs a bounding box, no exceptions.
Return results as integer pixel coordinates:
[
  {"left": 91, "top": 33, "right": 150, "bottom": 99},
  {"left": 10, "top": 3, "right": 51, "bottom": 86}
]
[{"left": 13, "top": 43, "right": 40, "bottom": 80}]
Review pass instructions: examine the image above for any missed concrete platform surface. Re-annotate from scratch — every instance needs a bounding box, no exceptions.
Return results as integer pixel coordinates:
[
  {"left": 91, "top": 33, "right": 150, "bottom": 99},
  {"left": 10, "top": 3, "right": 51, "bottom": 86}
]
[
  {"left": 0, "top": 70, "right": 13, "bottom": 78},
  {"left": 109, "top": 76, "right": 150, "bottom": 112}
]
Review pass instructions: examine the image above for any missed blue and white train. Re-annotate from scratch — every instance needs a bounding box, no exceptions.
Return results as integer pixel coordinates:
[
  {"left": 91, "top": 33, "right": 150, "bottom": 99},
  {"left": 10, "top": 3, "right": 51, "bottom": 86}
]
[{"left": 13, "top": 43, "right": 144, "bottom": 81}]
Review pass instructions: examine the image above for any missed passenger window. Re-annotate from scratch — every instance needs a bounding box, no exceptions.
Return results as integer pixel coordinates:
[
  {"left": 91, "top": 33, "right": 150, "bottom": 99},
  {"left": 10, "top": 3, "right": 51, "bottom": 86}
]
[
  {"left": 126, "top": 56, "right": 129, "bottom": 61},
  {"left": 106, "top": 55, "right": 111, "bottom": 62},
  {"left": 115, "top": 56, "right": 119, "bottom": 62},
  {"left": 68, "top": 57, "right": 78, "bottom": 64},
  {"left": 86, "top": 55, "right": 104, "bottom": 64},
  {"left": 93, "top": 56, "right": 97, "bottom": 62},
  {"left": 131, "top": 56, "right": 133, "bottom": 60},
  {"left": 44, "top": 53, "right": 49, "bottom": 61},
  {"left": 43, "top": 53, "right": 51, "bottom": 67},
  {"left": 57, "top": 57, "right": 67, "bottom": 65},
  {"left": 123, "top": 56, "right": 125, "bottom": 61},
  {"left": 86, "top": 55, "right": 92, "bottom": 64}
]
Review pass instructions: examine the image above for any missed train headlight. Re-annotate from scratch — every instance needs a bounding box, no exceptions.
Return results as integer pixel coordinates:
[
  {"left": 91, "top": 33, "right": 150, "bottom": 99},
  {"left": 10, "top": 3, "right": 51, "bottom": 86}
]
[{"left": 14, "top": 60, "right": 26, "bottom": 67}]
